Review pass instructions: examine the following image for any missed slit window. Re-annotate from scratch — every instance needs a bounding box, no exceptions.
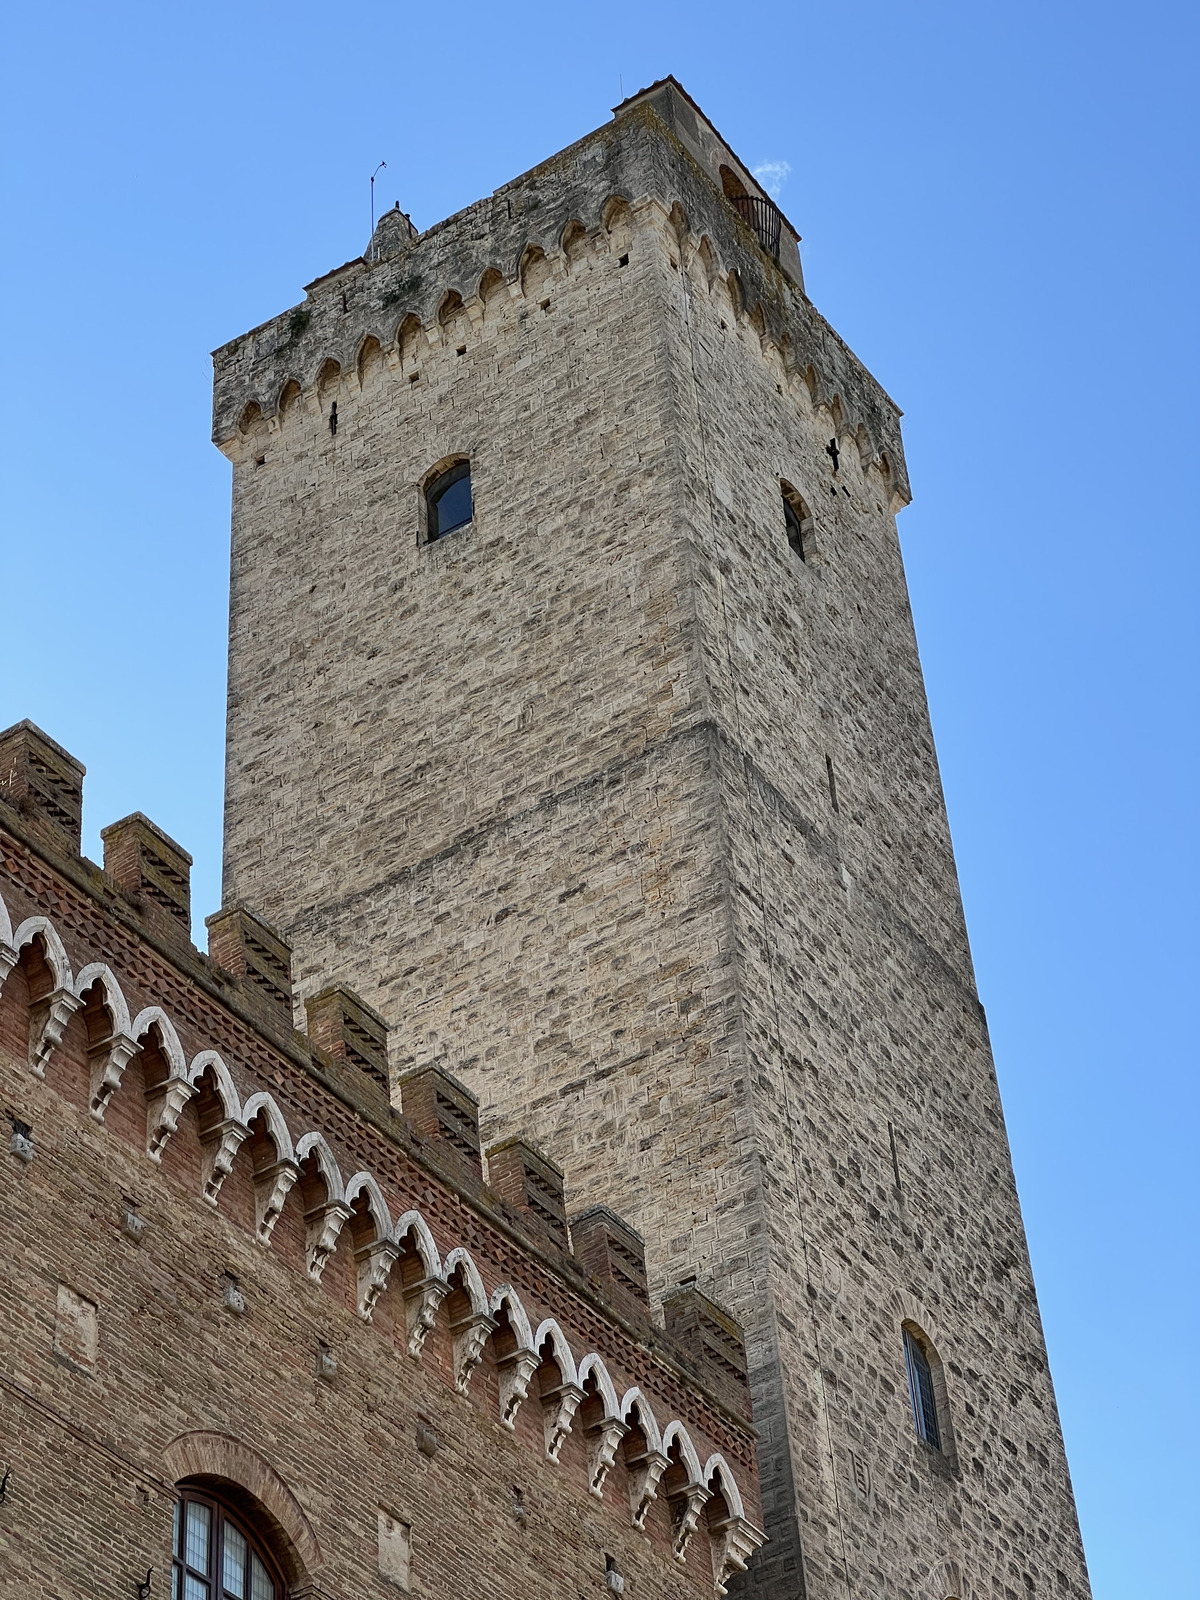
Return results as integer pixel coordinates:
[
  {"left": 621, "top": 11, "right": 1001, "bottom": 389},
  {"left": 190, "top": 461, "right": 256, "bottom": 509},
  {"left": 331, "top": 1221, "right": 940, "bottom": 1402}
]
[
  {"left": 426, "top": 461, "right": 472, "bottom": 541},
  {"left": 781, "top": 482, "right": 816, "bottom": 563},
  {"left": 903, "top": 1328, "right": 942, "bottom": 1449}
]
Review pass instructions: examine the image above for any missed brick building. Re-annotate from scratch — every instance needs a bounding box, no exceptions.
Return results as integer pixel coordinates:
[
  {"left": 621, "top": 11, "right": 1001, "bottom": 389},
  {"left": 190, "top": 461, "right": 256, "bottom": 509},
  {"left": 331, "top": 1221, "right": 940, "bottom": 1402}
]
[{"left": 2, "top": 78, "right": 1090, "bottom": 1600}]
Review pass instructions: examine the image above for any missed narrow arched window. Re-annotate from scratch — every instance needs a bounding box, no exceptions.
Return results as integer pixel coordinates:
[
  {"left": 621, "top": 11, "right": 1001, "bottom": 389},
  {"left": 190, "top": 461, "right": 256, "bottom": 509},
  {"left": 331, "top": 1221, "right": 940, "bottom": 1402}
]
[
  {"left": 781, "top": 482, "right": 815, "bottom": 563},
  {"left": 173, "top": 1489, "right": 283, "bottom": 1599},
  {"left": 903, "top": 1326, "right": 942, "bottom": 1449},
  {"left": 426, "top": 461, "right": 472, "bottom": 541}
]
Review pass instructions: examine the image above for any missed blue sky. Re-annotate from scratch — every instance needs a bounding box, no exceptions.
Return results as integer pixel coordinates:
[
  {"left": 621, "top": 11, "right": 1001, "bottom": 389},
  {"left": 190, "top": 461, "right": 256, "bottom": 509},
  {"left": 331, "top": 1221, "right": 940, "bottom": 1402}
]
[{"left": 3, "top": 3, "right": 1196, "bottom": 1593}]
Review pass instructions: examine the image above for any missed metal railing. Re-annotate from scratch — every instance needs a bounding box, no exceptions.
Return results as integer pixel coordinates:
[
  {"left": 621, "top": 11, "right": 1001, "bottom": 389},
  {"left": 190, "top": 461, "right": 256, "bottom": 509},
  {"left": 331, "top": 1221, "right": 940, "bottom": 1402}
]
[{"left": 729, "top": 193, "right": 782, "bottom": 260}]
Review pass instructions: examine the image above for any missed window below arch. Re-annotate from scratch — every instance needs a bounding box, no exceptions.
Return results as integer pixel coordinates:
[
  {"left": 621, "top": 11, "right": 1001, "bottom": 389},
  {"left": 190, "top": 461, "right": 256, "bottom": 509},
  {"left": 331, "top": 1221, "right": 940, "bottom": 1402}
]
[
  {"left": 425, "top": 461, "right": 472, "bottom": 542},
  {"left": 903, "top": 1326, "right": 942, "bottom": 1450},
  {"left": 173, "top": 1489, "right": 283, "bottom": 1600}
]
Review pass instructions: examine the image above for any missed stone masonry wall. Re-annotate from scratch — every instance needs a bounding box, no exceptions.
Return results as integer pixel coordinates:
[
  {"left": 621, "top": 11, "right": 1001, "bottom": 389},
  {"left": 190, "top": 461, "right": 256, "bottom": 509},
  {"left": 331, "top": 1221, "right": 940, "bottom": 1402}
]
[{"left": 214, "top": 87, "right": 1091, "bottom": 1600}]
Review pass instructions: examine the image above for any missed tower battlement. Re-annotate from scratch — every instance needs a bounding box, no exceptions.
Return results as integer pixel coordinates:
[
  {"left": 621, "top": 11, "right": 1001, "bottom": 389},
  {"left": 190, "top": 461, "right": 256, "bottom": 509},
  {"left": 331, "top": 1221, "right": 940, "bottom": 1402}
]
[{"left": 212, "top": 79, "right": 907, "bottom": 507}]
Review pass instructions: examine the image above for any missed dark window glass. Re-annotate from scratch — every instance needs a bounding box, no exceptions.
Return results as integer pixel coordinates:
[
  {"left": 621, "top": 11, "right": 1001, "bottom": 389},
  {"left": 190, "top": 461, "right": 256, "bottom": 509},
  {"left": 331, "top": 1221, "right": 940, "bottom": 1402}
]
[
  {"left": 903, "top": 1329, "right": 942, "bottom": 1449},
  {"left": 427, "top": 462, "right": 472, "bottom": 541},
  {"left": 172, "top": 1490, "right": 281, "bottom": 1600},
  {"left": 783, "top": 494, "right": 805, "bottom": 558}
]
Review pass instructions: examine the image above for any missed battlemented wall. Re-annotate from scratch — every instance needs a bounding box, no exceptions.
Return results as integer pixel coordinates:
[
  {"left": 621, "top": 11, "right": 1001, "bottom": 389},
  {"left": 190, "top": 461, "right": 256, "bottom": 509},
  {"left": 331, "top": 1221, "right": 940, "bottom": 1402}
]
[
  {"left": 215, "top": 80, "right": 1091, "bottom": 1600},
  {"left": 0, "top": 731, "right": 762, "bottom": 1599}
]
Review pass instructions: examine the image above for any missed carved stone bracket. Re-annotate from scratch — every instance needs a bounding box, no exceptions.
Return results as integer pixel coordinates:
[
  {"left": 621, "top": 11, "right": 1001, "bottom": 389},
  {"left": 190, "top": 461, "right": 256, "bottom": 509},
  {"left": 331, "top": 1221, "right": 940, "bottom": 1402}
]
[
  {"left": 201, "top": 1117, "right": 250, "bottom": 1205},
  {"left": 0, "top": 940, "right": 17, "bottom": 987},
  {"left": 450, "top": 1311, "right": 497, "bottom": 1396},
  {"left": 305, "top": 1199, "right": 352, "bottom": 1281},
  {"left": 541, "top": 1380, "right": 585, "bottom": 1462},
  {"left": 29, "top": 987, "right": 82, "bottom": 1076},
  {"left": 88, "top": 1031, "right": 140, "bottom": 1120},
  {"left": 147, "top": 1077, "right": 197, "bottom": 1162},
  {"left": 626, "top": 1448, "right": 668, "bottom": 1529},
  {"left": 710, "top": 1515, "right": 766, "bottom": 1595},
  {"left": 586, "top": 1417, "right": 628, "bottom": 1499},
  {"left": 404, "top": 1275, "right": 449, "bottom": 1358},
  {"left": 497, "top": 1350, "right": 539, "bottom": 1430},
  {"left": 254, "top": 1157, "right": 300, "bottom": 1245},
  {"left": 355, "top": 1240, "right": 399, "bottom": 1321},
  {"left": 671, "top": 1483, "right": 712, "bottom": 1564}
]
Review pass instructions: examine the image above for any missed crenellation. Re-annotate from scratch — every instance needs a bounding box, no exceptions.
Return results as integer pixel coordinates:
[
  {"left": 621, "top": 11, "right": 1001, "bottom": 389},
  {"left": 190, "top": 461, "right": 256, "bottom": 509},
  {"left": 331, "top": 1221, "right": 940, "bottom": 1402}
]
[{"left": 1, "top": 781, "right": 762, "bottom": 1598}]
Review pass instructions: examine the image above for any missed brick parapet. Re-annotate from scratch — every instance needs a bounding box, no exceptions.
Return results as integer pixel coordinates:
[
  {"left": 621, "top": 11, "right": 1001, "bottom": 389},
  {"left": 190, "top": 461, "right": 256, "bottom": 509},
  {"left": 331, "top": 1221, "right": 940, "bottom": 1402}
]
[{"left": 0, "top": 804, "right": 762, "bottom": 1547}]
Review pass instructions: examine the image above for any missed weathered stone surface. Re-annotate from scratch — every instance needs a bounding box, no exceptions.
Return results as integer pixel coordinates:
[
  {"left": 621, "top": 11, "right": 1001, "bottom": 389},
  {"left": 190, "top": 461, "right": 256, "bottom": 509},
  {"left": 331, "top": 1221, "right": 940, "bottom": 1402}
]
[{"left": 216, "top": 79, "right": 1090, "bottom": 1600}]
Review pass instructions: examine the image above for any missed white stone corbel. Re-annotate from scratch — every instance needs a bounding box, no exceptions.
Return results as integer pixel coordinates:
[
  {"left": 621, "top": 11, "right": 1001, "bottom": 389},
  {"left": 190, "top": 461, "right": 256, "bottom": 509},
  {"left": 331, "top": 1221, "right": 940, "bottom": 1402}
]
[
  {"left": 671, "top": 1483, "right": 712, "bottom": 1564},
  {"left": 88, "top": 1031, "right": 140, "bottom": 1120},
  {"left": 541, "top": 1380, "right": 585, "bottom": 1463},
  {"left": 355, "top": 1239, "right": 400, "bottom": 1321},
  {"left": 304, "top": 1199, "right": 352, "bottom": 1281},
  {"left": 404, "top": 1275, "right": 449, "bottom": 1359},
  {"left": 254, "top": 1157, "right": 300, "bottom": 1245},
  {"left": 147, "top": 1077, "right": 197, "bottom": 1162},
  {"left": 710, "top": 1515, "right": 766, "bottom": 1595},
  {"left": 201, "top": 1117, "right": 250, "bottom": 1204},
  {"left": 450, "top": 1310, "right": 497, "bottom": 1396},
  {"left": 29, "top": 987, "right": 82, "bottom": 1076},
  {"left": 586, "top": 1417, "right": 628, "bottom": 1499},
  {"left": 626, "top": 1448, "right": 668, "bottom": 1529},
  {"left": 497, "top": 1349, "right": 540, "bottom": 1430},
  {"left": 0, "top": 940, "right": 17, "bottom": 987}
]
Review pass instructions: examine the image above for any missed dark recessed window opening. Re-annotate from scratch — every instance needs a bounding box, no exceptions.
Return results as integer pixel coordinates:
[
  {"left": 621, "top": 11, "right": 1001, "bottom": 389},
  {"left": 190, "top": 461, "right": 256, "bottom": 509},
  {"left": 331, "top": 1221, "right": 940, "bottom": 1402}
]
[
  {"left": 173, "top": 1488, "right": 283, "bottom": 1600},
  {"left": 781, "top": 483, "right": 816, "bottom": 563},
  {"left": 426, "top": 461, "right": 472, "bottom": 541},
  {"left": 904, "top": 1328, "right": 942, "bottom": 1450}
]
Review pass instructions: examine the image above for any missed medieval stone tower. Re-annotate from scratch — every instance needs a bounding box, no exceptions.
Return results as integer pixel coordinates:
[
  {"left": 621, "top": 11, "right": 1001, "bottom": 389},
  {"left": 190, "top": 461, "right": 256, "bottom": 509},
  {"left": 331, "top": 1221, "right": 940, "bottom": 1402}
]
[{"left": 213, "top": 80, "right": 1091, "bottom": 1600}]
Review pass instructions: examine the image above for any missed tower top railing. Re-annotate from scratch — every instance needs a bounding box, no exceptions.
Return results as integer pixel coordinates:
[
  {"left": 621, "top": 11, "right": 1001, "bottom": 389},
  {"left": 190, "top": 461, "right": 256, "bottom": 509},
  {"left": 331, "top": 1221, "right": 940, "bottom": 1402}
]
[{"left": 729, "top": 194, "right": 782, "bottom": 261}]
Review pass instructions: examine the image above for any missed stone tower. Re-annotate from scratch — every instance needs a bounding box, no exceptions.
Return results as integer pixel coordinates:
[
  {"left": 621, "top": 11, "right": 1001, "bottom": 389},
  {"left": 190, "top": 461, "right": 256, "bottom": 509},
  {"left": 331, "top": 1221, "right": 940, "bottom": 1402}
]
[{"left": 214, "top": 79, "right": 1091, "bottom": 1600}]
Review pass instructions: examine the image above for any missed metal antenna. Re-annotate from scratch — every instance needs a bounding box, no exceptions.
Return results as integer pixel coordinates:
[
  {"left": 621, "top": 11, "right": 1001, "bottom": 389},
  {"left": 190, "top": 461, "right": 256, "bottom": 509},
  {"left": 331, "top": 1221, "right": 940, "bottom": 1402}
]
[{"left": 370, "top": 161, "right": 387, "bottom": 251}]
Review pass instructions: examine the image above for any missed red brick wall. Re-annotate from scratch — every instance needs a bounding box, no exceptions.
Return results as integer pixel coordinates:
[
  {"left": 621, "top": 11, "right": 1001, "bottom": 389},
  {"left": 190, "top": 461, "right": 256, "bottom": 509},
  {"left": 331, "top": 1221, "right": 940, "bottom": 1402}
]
[{"left": 0, "top": 815, "right": 761, "bottom": 1599}]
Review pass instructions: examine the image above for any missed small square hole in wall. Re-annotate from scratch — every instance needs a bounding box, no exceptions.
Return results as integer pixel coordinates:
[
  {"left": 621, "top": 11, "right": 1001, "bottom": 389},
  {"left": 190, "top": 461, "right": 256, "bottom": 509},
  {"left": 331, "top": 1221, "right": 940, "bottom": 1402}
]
[
  {"left": 377, "top": 1508, "right": 412, "bottom": 1591},
  {"left": 618, "top": 254, "right": 629, "bottom": 267},
  {"left": 255, "top": 455, "right": 266, "bottom": 467},
  {"left": 54, "top": 1283, "right": 98, "bottom": 1372},
  {"left": 456, "top": 345, "right": 466, "bottom": 356},
  {"left": 539, "top": 298, "right": 551, "bottom": 311},
  {"left": 409, "top": 372, "right": 420, "bottom": 384}
]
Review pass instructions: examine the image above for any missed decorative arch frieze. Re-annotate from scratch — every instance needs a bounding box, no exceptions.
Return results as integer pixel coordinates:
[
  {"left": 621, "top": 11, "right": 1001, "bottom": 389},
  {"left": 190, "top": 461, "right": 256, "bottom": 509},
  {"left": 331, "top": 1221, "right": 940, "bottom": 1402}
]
[{"left": 0, "top": 891, "right": 761, "bottom": 1571}]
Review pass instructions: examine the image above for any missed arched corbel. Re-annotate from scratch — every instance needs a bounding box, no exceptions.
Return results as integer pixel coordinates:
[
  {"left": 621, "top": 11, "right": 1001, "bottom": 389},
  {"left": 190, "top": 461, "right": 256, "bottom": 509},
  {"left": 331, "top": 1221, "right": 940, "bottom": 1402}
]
[
  {"left": 304, "top": 1196, "right": 352, "bottom": 1281},
  {"left": 201, "top": 1117, "right": 250, "bottom": 1205},
  {"left": 497, "top": 1347, "right": 540, "bottom": 1429},
  {"left": 403, "top": 1273, "right": 448, "bottom": 1358},
  {"left": 355, "top": 1237, "right": 399, "bottom": 1321},
  {"left": 587, "top": 1414, "right": 628, "bottom": 1499},
  {"left": 254, "top": 1156, "right": 300, "bottom": 1245},
  {"left": 147, "top": 1077, "right": 197, "bottom": 1163},
  {"left": 29, "top": 975, "right": 81, "bottom": 1077},
  {"left": 628, "top": 1446, "right": 668, "bottom": 1528},
  {"left": 450, "top": 1305, "right": 497, "bottom": 1395},
  {"left": 542, "top": 1378, "right": 585, "bottom": 1462},
  {"left": 710, "top": 1515, "right": 765, "bottom": 1594},
  {"left": 88, "top": 1028, "right": 140, "bottom": 1120},
  {"left": 670, "top": 1480, "right": 711, "bottom": 1563}
]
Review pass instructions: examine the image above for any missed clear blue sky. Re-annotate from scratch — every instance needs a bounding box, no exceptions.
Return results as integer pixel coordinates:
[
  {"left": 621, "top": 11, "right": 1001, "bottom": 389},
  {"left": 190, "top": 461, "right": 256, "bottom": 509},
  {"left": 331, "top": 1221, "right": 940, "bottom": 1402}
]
[{"left": 3, "top": 4, "right": 1196, "bottom": 1593}]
